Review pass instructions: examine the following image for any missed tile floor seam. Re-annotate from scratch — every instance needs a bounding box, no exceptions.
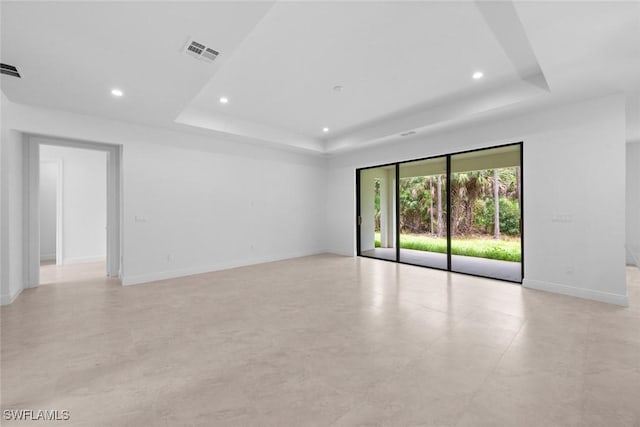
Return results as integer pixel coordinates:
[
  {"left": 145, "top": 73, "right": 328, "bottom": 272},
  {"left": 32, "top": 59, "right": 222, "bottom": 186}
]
[
  {"left": 3, "top": 258, "right": 640, "bottom": 426},
  {"left": 451, "top": 318, "right": 528, "bottom": 426}
]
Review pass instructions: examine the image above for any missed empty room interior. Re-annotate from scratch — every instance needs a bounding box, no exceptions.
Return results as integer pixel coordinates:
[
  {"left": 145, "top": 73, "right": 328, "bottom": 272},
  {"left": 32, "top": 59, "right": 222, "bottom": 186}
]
[{"left": 1, "top": 1, "right": 639, "bottom": 426}]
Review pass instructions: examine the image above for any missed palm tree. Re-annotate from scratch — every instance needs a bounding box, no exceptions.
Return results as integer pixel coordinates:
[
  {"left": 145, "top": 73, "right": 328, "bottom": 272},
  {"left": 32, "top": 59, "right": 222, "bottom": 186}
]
[
  {"left": 493, "top": 169, "right": 500, "bottom": 240},
  {"left": 429, "top": 177, "right": 434, "bottom": 235},
  {"left": 436, "top": 175, "right": 444, "bottom": 237},
  {"left": 450, "top": 170, "right": 489, "bottom": 235},
  {"left": 516, "top": 166, "right": 521, "bottom": 210}
]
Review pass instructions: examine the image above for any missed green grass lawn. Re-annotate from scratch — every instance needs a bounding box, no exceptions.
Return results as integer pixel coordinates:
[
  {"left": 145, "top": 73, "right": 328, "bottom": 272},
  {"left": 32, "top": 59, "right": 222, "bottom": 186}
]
[{"left": 375, "top": 233, "right": 521, "bottom": 262}]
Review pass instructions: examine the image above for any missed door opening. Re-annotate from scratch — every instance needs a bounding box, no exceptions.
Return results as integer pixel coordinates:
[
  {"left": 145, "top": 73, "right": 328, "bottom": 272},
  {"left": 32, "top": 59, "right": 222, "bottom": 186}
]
[
  {"left": 24, "top": 135, "right": 122, "bottom": 288},
  {"left": 38, "top": 145, "right": 109, "bottom": 285}
]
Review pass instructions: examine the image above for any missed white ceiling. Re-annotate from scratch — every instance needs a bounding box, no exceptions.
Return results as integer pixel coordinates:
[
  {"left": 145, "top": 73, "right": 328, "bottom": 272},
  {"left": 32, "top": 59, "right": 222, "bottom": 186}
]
[
  {"left": 186, "top": 2, "right": 525, "bottom": 137},
  {"left": 0, "top": 1, "right": 275, "bottom": 126},
  {"left": 2, "top": 1, "right": 639, "bottom": 153}
]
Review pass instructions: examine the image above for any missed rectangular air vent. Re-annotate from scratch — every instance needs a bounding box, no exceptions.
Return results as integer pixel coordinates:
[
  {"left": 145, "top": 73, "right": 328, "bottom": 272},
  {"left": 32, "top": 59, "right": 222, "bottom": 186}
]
[
  {"left": 0, "top": 63, "right": 21, "bottom": 78},
  {"left": 183, "top": 38, "right": 219, "bottom": 64}
]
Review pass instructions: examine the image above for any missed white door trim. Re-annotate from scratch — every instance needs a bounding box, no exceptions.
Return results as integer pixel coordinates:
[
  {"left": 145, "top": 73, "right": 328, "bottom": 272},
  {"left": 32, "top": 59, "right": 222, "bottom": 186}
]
[
  {"left": 24, "top": 138, "right": 40, "bottom": 288},
  {"left": 56, "top": 159, "right": 64, "bottom": 266}
]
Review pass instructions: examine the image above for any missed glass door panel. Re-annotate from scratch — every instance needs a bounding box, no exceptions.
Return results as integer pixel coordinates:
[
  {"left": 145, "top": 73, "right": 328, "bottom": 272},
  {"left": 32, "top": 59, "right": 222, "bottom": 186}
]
[
  {"left": 450, "top": 145, "right": 522, "bottom": 282},
  {"left": 358, "top": 165, "right": 397, "bottom": 261},
  {"left": 398, "top": 157, "right": 448, "bottom": 269}
]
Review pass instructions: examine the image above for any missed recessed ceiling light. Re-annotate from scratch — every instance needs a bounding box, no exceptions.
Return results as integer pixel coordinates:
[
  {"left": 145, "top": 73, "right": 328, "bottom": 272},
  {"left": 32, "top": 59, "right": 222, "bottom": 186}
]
[
  {"left": 322, "top": 127, "right": 330, "bottom": 133},
  {"left": 219, "top": 96, "right": 229, "bottom": 104},
  {"left": 472, "top": 71, "right": 484, "bottom": 80},
  {"left": 111, "top": 88, "right": 123, "bottom": 97}
]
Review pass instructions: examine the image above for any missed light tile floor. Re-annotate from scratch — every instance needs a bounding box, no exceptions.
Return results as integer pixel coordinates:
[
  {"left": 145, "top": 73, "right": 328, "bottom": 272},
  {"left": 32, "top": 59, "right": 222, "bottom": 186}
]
[
  {"left": 1, "top": 255, "right": 639, "bottom": 426},
  {"left": 39, "top": 260, "right": 107, "bottom": 286}
]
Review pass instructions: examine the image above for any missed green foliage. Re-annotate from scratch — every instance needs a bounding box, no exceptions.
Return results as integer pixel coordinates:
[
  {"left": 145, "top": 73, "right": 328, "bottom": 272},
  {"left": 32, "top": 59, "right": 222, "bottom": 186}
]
[
  {"left": 399, "top": 176, "right": 437, "bottom": 233},
  {"left": 400, "top": 235, "right": 448, "bottom": 254},
  {"left": 375, "top": 233, "right": 521, "bottom": 262},
  {"left": 373, "top": 166, "right": 521, "bottom": 242},
  {"left": 452, "top": 238, "right": 520, "bottom": 262},
  {"left": 374, "top": 179, "right": 381, "bottom": 231},
  {"left": 475, "top": 197, "right": 520, "bottom": 236},
  {"left": 497, "top": 198, "right": 520, "bottom": 236},
  {"left": 473, "top": 198, "right": 491, "bottom": 231}
]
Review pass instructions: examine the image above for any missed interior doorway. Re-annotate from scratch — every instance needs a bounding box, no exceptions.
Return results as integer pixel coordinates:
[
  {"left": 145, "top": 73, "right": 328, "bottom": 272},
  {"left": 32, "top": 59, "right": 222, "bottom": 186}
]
[
  {"left": 24, "top": 135, "right": 122, "bottom": 288},
  {"left": 38, "top": 145, "right": 109, "bottom": 285}
]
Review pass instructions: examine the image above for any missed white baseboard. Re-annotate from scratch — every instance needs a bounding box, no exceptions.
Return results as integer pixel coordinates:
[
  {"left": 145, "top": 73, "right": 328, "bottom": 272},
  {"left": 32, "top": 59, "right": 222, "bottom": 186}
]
[
  {"left": 523, "top": 278, "right": 628, "bottom": 306},
  {"left": 121, "top": 250, "right": 327, "bottom": 286},
  {"left": 1, "top": 287, "right": 23, "bottom": 305},
  {"left": 326, "top": 249, "right": 356, "bottom": 257},
  {"left": 63, "top": 256, "right": 106, "bottom": 265},
  {"left": 40, "top": 253, "right": 56, "bottom": 261}
]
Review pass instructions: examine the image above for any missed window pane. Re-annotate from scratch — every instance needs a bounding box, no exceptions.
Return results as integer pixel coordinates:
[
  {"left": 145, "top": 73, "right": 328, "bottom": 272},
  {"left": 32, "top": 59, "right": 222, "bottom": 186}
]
[
  {"left": 358, "top": 165, "right": 397, "bottom": 261},
  {"left": 450, "top": 145, "right": 522, "bottom": 282},
  {"left": 398, "top": 157, "right": 448, "bottom": 269}
]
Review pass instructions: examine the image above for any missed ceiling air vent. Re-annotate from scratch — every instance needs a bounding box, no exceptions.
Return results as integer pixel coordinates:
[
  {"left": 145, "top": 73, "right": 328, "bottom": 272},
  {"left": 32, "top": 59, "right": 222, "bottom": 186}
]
[
  {"left": 183, "top": 38, "right": 219, "bottom": 63},
  {"left": 0, "top": 63, "right": 21, "bottom": 78}
]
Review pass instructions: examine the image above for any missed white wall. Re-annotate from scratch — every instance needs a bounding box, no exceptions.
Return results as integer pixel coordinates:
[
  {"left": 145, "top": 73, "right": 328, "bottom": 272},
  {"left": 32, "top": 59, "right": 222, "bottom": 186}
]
[
  {"left": 326, "top": 166, "right": 355, "bottom": 256},
  {"left": 627, "top": 143, "right": 640, "bottom": 266},
  {"left": 0, "top": 96, "right": 24, "bottom": 303},
  {"left": 1, "top": 95, "right": 327, "bottom": 292},
  {"left": 120, "top": 139, "right": 326, "bottom": 284},
  {"left": 39, "top": 144, "right": 107, "bottom": 264},
  {"left": 327, "top": 94, "right": 628, "bottom": 305},
  {"left": 39, "top": 160, "right": 57, "bottom": 260},
  {"left": 1, "top": 92, "right": 629, "bottom": 306}
]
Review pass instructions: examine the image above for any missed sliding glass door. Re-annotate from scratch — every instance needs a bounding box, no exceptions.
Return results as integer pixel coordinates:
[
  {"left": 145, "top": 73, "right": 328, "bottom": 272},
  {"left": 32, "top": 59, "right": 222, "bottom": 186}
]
[
  {"left": 450, "top": 145, "right": 522, "bottom": 281},
  {"left": 398, "top": 157, "right": 448, "bottom": 269},
  {"left": 356, "top": 143, "right": 523, "bottom": 283},
  {"left": 358, "top": 165, "right": 397, "bottom": 261}
]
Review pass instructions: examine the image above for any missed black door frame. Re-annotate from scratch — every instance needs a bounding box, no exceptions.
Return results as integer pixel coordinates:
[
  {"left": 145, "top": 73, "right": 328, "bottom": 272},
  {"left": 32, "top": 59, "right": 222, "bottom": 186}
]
[{"left": 355, "top": 141, "right": 524, "bottom": 284}]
